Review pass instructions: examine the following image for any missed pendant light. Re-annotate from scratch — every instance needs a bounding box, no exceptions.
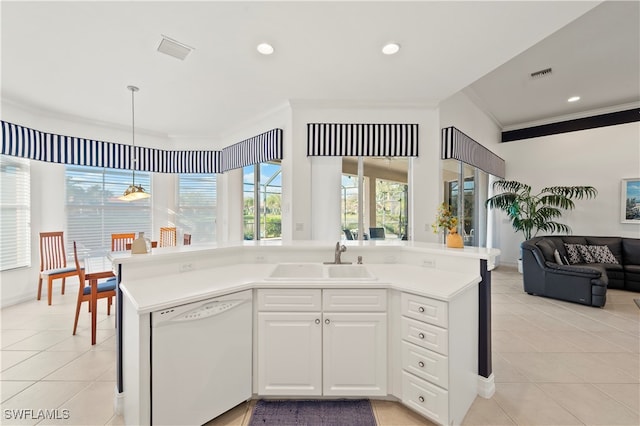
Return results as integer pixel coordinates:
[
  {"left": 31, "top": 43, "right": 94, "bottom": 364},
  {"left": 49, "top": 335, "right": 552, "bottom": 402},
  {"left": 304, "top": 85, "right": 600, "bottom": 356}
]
[{"left": 119, "top": 85, "right": 150, "bottom": 201}]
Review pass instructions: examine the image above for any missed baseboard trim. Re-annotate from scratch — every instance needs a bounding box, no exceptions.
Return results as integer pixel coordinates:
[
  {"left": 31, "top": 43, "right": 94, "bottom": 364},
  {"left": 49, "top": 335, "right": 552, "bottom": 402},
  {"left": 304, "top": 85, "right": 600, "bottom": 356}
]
[
  {"left": 478, "top": 373, "right": 495, "bottom": 398},
  {"left": 113, "top": 387, "right": 124, "bottom": 415}
]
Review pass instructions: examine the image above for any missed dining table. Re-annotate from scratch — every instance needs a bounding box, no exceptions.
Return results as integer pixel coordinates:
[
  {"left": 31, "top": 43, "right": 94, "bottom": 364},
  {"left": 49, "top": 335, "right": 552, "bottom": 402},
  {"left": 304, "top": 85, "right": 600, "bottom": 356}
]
[{"left": 83, "top": 256, "right": 116, "bottom": 345}]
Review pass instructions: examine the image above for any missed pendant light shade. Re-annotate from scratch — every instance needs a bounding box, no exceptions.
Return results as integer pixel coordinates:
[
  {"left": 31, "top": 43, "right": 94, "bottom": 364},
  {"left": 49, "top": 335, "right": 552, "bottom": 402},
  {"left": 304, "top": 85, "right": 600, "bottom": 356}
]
[{"left": 119, "top": 85, "right": 150, "bottom": 201}]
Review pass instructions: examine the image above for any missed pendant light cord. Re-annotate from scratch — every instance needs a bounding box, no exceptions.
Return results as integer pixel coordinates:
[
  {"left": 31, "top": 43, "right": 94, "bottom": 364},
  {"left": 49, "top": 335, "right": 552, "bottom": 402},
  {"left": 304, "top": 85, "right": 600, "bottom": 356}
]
[{"left": 128, "top": 85, "right": 139, "bottom": 186}]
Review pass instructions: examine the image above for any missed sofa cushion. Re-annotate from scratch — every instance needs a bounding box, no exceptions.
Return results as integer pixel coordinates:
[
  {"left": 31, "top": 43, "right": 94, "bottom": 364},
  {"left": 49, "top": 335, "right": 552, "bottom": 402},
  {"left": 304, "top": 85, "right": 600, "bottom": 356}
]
[
  {"left": 622, "top": 238, "right": 640, "bottom": 265},
  {"left": 564, "top": 243, "right": 584, "bottom": 264},
  {"left": 586, "top": 237, "right": 623, "bottom": 264},
  {"left": 553, "top": 249, "right": 566, "bottom": 265},
  {"left": 588, "top": 245, "right": 619, "bottom": 264},
  {"left": 561, "top": 236, "right": 587, "bottom": 245},
  {"left": 536, "top": 239, "right": 557, "bottom": 262}
]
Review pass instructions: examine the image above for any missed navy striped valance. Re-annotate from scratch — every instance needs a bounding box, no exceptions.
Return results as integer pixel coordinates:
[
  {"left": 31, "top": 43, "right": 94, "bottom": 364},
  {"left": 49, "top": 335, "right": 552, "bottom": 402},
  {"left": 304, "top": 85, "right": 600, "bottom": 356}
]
[
  {"left": 441, "top": 126, "right": 505, "bottom": 178},
  {"left": 307, "top": 123, "right": 419, "bottom": 157},
  {"left": 221, "top": 128, "right": 283, "bottom": 171},
  {"left": 1, "top": 121, "right": 284, "bottom": 173}
]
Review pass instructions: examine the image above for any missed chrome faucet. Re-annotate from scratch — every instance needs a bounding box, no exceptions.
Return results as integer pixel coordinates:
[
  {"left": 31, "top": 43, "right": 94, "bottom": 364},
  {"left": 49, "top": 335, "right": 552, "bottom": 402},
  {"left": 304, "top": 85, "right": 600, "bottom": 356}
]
[{"left": 334, "top": 242, "right": 347, "bottom": 264}]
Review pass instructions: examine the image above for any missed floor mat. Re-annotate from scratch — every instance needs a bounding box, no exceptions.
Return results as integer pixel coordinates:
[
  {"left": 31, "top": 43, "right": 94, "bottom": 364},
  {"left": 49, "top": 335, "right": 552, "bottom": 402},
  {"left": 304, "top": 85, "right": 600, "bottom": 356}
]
[{"left": 248, "top": 399, "right": 376, "bottom": 426}]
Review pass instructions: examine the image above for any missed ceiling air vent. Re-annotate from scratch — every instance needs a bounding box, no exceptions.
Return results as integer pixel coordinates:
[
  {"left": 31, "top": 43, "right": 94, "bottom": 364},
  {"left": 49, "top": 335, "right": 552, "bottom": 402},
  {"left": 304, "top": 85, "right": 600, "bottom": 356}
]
[
  {"left": 530, "top": 67, "right": 552, "bottom": 79},
  {"left": 157, "top": 35, "right": 194, "bottom": 61}
]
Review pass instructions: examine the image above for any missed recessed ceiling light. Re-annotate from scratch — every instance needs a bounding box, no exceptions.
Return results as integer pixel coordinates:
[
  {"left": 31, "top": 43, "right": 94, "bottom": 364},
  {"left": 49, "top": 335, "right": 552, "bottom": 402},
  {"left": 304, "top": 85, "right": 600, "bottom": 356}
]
[
  {"left": 257, "top": 43, "right": 274, "bottom": 55},
  {"left": 567, "top": 96, "right": 581, "bottom": 102},
  {"left": 382, "top": 43, "right": 400, "bottom": 55}
]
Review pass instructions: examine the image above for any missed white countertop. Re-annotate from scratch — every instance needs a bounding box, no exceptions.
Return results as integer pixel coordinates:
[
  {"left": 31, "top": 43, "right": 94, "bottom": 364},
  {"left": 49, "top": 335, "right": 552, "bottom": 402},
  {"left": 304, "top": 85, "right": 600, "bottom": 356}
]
[{"left": 120, "top": 262, "right": 481, "bottom": 314}]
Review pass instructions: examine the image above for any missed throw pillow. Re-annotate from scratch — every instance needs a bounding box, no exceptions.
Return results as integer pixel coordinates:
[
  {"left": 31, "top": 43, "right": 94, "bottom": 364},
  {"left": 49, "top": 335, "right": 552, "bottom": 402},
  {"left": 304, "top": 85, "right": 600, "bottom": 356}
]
[
  {"left": 564, "top": 243, "right": 583, "bottom": 264},
  {"left": 588, "top": 245, "right": 619, "bottom": 264},
  {"left": 553, "top": 249, "right": 565, "bottom": 265},
  {"left": 576, "top": 244, "right": 596, "bottom": 263}
]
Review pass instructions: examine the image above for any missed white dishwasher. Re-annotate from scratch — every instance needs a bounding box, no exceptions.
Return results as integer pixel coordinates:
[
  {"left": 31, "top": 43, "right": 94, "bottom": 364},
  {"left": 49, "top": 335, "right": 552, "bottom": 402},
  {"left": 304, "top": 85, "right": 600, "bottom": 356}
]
[{"left": 151, "top": 290, "right": 252, "bottom": 426}]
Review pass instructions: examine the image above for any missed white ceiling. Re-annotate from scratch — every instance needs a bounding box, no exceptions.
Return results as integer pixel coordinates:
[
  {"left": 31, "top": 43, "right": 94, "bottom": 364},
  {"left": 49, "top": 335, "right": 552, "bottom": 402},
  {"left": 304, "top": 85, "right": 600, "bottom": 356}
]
[
  {"left": 466, "top": 0, "right": 640, "bottom": 130},
  {"left": 3, "top": 1, "right": 635, "bottom": 144}
]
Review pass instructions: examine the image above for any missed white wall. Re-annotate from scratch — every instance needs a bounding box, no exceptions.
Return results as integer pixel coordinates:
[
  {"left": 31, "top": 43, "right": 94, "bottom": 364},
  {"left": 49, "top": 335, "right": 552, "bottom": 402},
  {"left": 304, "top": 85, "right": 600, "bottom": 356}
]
[{"left": 493, "top": 121, "right": 640, "bottom": 265}]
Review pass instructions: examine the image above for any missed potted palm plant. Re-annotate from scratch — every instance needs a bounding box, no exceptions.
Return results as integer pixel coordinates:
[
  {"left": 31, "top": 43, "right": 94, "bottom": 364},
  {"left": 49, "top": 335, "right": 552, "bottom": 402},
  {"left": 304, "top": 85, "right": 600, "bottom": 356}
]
[{"left": 486, "top": 180, "right": 597, "bottom": 271}]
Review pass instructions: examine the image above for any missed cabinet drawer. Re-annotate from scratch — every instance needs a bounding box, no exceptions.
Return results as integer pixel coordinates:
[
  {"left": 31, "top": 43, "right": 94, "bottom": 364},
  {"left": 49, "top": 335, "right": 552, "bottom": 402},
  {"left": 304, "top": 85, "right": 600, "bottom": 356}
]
[
  {"left": 401, "top": 292, "right": 448, "bottom": 328},
  {"left": 401, "top": 317, "right": 448, "bottom": 356},
  {"left": 402, "top": 371, "right": 448, "bottom": 426},
  {"left": 257, "top": 289, "right": 322, "bottom": 311},
  {"left": 402, "top": 341, "right": 448, "bottom": 389},
  {"left": 323, "top": 289, "right": 387, "bottom": 312}
]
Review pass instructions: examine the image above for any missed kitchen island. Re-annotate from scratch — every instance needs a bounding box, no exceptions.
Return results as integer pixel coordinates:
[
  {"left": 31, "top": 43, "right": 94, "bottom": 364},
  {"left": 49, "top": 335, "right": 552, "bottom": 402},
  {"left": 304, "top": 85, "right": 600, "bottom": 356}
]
[{"left": 110, "top": 240, "right": 499, "bottom": 425}]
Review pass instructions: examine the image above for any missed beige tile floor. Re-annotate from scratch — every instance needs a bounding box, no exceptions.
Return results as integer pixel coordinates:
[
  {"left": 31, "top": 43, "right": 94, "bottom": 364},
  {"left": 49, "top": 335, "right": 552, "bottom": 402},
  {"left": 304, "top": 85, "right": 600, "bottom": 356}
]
[{"left": 2, "top": 266, "right": 638, "bottom": 425}]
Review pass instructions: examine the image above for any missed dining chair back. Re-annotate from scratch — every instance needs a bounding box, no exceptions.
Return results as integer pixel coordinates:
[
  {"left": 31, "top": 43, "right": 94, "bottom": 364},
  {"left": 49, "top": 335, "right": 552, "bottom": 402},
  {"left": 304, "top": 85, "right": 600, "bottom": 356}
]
[
  {"left": 183, "top": 233, "right": 192, "bottom": 245},
  {"left": 159, "top": 227, "right": 177, "bottom": 247},
  {"left": 111, "top": 233, "right": 136, "bottom": 251},
  {"left": 72, "top": 241, "right": 116, "bottom": 336},
  {"left": 38, "top": 231, "right": 78, "bottom": 305}
]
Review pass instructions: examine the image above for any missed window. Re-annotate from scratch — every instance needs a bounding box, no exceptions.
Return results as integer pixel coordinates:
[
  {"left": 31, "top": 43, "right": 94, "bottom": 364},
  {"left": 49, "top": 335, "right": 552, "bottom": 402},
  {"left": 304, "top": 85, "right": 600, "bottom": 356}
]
[
  {"left": 243, "top": 162, "right": 281, "bottom": 240},
  {"left": 66, "top": 165, "right": 152, "bottom": 255},
  {"left": 177, "top": 174, "right": 217, "bottom": 243},
  {"left": 1, "top": 155, "right": 30, "bottom": 270},
  {"left": 342, "top": 157, "right": 408, "bottom": 240}
]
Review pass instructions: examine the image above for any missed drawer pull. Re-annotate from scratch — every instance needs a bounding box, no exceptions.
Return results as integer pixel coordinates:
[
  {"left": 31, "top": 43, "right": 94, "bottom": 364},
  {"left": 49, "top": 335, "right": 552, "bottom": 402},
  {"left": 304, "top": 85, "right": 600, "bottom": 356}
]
[
  {"left": 418, "top": 306, "right": 425, "bottom": 313},
  {"left": 418, "top": 332, "right": 425, "bottom": 339},
  {"left": 418, "top": 396, "right": 425, "bottom": 403},
  {"left": 418, "top": 361, "right": 425, "bottom": 368},
  {"left": 325, "top": 318, "right": 330, "bottom": 324},
  {"left": 315, "top": 318, "right": 320, "bottom": 324}
]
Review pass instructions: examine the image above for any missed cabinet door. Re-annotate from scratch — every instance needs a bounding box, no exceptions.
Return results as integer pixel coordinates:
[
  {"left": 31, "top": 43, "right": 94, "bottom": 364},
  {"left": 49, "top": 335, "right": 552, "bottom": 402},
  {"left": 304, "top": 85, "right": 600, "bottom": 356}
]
[
  {"left": 257, "top": 312, "right": 322, "bottom": 395},
  {"left": 322, "top": 312, "right": 387, "bottom": 396}
]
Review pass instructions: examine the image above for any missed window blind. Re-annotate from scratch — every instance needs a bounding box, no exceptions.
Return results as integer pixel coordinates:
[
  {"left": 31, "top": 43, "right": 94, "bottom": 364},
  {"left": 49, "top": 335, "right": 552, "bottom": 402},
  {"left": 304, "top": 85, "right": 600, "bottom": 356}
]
[
  {"left": 177, "top": 174, "right": 217, "bottom": 243},
  {"left": 65, "top": 165, "right": 152, "bottom": 256},
  {"left": 0, "top": 155, "right": 30, "bottom": 271}
]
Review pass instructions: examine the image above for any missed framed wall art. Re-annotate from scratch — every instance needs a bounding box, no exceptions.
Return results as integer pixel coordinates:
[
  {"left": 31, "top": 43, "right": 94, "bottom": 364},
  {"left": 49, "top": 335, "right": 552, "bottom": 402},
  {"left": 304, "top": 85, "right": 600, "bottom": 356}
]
[{"left": 621, "top": 178, "right": 640, "bottom": 223}]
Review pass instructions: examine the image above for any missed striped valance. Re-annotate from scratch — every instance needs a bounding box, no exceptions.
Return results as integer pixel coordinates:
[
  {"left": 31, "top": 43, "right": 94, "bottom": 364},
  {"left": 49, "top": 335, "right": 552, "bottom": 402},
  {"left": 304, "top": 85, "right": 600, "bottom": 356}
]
[
  {"left": 1, "top": 120, "right": 222, "bottom": 173},
  {"left": 307, "top": 123, "right": 419, "bottom": 157},
  {"left": 221, "top": 128, "right": 283, "bottom": 171},
  {"left": 441, "top": 126, "right": 505, "bottom": 178}
]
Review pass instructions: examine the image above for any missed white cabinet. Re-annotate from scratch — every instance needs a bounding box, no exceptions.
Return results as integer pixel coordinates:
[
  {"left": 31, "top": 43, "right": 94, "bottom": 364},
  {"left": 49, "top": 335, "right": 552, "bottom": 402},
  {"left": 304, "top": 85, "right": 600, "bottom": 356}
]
[
  {"left": 399, "top": 290, "right": 478, "bottom": 426},
  {"left": 257, "top": 312, "right": 322, "bottom": 395},
  {"left": 257, "top": 288, "right": 387, "bottom": 397},
  {"left": 323, "top": 312, "right": 387, "bottom": 396}
]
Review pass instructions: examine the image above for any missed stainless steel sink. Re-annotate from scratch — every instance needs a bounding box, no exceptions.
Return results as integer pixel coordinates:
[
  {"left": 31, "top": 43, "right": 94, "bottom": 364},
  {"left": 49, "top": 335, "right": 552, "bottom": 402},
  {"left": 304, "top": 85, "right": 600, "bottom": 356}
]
[{"left": 267, "top": 263, "right": 376, "bottom": 281}]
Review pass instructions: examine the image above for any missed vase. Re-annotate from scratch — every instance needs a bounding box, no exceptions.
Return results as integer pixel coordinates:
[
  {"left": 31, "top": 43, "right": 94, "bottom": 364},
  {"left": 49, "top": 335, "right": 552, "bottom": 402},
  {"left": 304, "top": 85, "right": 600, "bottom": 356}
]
[
  {"left": 446, "top": 228, "right": 464, "bottom": 248},
  {"left": 131, "top": 231, "right": 149, "bottom": 254}
]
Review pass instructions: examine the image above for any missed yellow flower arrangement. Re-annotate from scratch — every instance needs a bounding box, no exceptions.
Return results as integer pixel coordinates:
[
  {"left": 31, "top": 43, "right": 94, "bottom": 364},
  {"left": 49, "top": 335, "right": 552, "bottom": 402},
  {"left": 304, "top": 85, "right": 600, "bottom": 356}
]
[{"left": 432, "top": 202, "right": 458, "bottom": 233}]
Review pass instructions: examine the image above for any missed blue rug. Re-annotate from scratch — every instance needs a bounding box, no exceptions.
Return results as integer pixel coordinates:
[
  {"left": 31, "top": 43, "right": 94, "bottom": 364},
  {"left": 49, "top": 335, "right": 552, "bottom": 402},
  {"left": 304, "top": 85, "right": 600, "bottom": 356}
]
[{"left": 248, "top": 399, "right": 376, "bottom": 426}]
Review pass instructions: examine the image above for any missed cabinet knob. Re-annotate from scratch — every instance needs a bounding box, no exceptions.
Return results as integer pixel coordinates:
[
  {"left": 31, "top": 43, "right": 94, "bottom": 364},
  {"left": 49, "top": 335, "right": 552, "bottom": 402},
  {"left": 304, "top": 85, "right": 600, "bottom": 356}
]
[
  {"left": 418, "top": 333, "right": 425, "bottom": 339},
  {"left": 315, "top": 319, "right": 320, "bottom": 324},
  {"left": 418, "top": 396, "right": 425, "bottom": 403},
  {"left": 418, "top": 306, "right": 425, "bottom": 313},
  {"left": 418, "top": 361, "right": 425, "bottom": 368},
  {"left": 325, "top": 318, "right": 330, "bottom": 324}
]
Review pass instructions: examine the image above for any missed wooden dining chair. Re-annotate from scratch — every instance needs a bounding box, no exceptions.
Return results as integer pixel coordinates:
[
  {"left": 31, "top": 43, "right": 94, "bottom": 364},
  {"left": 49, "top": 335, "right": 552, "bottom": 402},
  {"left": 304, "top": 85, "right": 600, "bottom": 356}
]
[
  {"left": 159, "top": 227, "right": 177, "bottom": 247},
  {"left": 111, "top": 233, "right": 136, "bottom": 252},
  {"left": 72, "top": 241, "right": 116, "bottom": 336},
  {"left": 38, "top": 231, "right": 79, "bottom": 305},
  {"left": 183, "top": 233, "right": 192, "bottom": 245}
]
